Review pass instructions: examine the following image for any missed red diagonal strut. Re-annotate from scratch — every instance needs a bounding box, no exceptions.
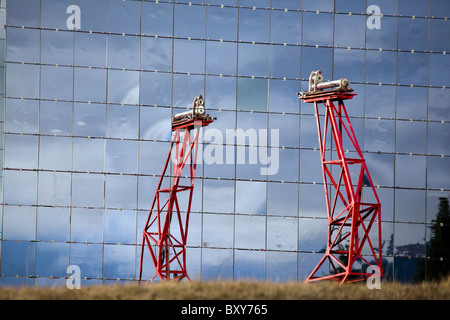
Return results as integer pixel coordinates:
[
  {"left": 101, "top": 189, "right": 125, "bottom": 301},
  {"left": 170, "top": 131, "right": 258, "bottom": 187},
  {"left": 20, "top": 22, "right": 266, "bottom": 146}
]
[{"left": 301, "top": 89, "right": 382, "bottom": 284}]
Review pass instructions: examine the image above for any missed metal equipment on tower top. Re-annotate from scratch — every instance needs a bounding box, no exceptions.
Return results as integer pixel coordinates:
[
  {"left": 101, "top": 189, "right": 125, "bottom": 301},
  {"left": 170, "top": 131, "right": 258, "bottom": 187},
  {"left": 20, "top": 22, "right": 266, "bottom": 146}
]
[{"left": 298, "top": 70, "right": 382, "bottom": 284}]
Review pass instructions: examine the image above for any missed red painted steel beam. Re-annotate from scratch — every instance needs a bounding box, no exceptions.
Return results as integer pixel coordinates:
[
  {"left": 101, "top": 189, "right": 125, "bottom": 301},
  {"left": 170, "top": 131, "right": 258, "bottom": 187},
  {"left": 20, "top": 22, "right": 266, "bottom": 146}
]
[
  {"left": 138, "top": 98, "right": 214, "bottom": 283},
  {"left": 300, "top": 90, "right": 383, "bottom": 284}
]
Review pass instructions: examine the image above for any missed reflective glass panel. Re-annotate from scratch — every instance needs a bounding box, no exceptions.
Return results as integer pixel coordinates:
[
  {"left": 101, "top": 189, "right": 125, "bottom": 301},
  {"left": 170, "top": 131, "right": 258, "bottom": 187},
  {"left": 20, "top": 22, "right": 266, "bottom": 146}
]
[
  {"left": 37, "top": 171, "right": 71, "bottom": 206},
  {"left": 395, "top": 155, "right": 426, "bottom": 188},
  {"left": 205, "top": 76, "right": 236, "bottom": 111},
  {"left": 107, "top": 70, "right": 140, "bottom": 106},
  {"left": 237, "top": 78, "right": 268, "bottom": 111},
  {"left": 335, "top": 0, "right": 366, "bottom": 12},
  {"left": 41, "top": 0, "right": 74, "bottom": 30},
  {"left": 267, "top": 217, "right": 297, "bottom": 251},
  {"left": 39, "top": 101, "right": 73, "bottom": 135},
  {"left": 39, "top": 136, "right": 72, "bottom": 171},
  {"left": 74, "top": 103, "right": 106, "bottom": 137},
  {"left": 70, "top": 208, "right": 104, "bottom": 243},
  {"left": 430, "top": 0, "right": 450, "bottom": 18},
  {"left": 234, "top": 215, "right": 266, "bottom": 249},
  {"left": 366, "top": 15, "right": 398, "bottom": 50},
  {"left": 104, "top": 209, "right": 136, "bottom": 244},
  {"left": 5, "top": 99, "right": 39, "bottom": 134},
  {"left": 201, "top": 248, "right": 233, "bottom": 281},
  {"left": 270, "top": 10, "right": 301, "bottom": 45},
  {"left": 105, "top": 104, "right": 139, "bottom": 139},
  {"left": 140, "top": 72, "right": 172, "bottom": 107},
  {"left": 206, "top": 6, "right": 237, "bottom": 41},
  {"left": 429, "top": 88, "right": 450, "bottom": 121},
  {"left": 139, "top": 106, "right": 171, "bottom": 141},
  {"left": 334, "top": 14, "right": 365, "bottom": 48},
  {"left": 3, "top": 205, "right": 36, "bottom": 241},
  {"left": 6, "top": 0, "right": 40, "bottom": 27},
  {"left": 429, "top": 53, "right": 450, "bottom": 87},
  {"left": 428, "top": 122, "right": 450, "bottom": 156},
  {"left": 73, "top": 138, "right": 105, "bottom": 172},
  {"left": 6, "top": 28, "right": 39, "bottom": 63},
  {"left": 69, "top": 243, "right": 103, "bottom": 279},
  {"left": 234, "top": 250, "right": 265, "bottom": 280},
  {"left": 40, "top": 65, "right": 73, "bottom": 101},
  {"left": 105, "top": 139, "right": 138, "bottom": 174},
  {"left": 103, "top": 244, "right": 135, "bottom": 279},
  {"left": 268, "top": 79, "right": 300, "bottom": 113},
  {"left": 6, "top": 63, "right": 39, "bottom": 99},
  {"left": 173, "top": 73, "right": 204, "bottom": 107},
  {"left": 269, "top": 113, "right": 299, "bottom": 148},
  {"left": 269, "top": 45, "right": 300, "bottom": 79},
  {"left": 41, "top": 30, "right": 73, "bottom": 66},
  {"left": 398, "top": 0, "right": 429, "bottom": 16},
  {"left": 364, "top": 84, "right": 396, "bottom": 118},
  {"left": 398, "top": 18, "right": 429, "bottom": 52},
  {"left": 75, "top": 0, "right": 108, "bottom": 32},
  {"left": 72, "top": 173, "right": 105, "bottom": 207},
  {"left": 105, "top": 174, "right": 137, "bottom": 209},
  {"left": 333, "top": 49, "right": 364, "bottom": 83},
  {"left": 430, "top": 19, "right": 450, "bottom": 53},
  {"left": 203, "top": 179, "right": 234, "bottom": 214},
  {"left": 302, "top": 12, "right": 333, "bottom": 46},
  {"left": 74, "top": 32, "right": 107, "bottom": 68},
  {"left": 299, "top": 183, "right": 327, "bottom": 218},
  {"left": 3, "top": 170, "right": 37, "bottom": 206},
  {"left": 206, "top": 41, "right": 237, "bottom": 76},
  {"left": 364, "top": 119, "right": 395, "bottom": 153},
  {"left": 107, "top": 34, "right": 140, "bottom": 70},
  {"left": 238, "top": 7, "right": 269, "bottom": 43},
  {"left": 238, "top": 43, "right": 269, "bottom": 78},
  {"left": 364, "top": 152, "right": 394, "bottom": 187},
  {"left": 37, "top": 207, "right": 70, "bottom": 242},
  {"left": 396, "top": 86, "right": 427, "bottom": 120},
  {"left": 266, "top": 251, "right": 297, "bottom": 282},
  {"left": 396, "top": 120, "right": 427, "bottom": 154},
  {"left": 174, "top": 3, "right": 205, "bottom": 39},
  {"left": 302, "top": 0, "right": 334, "bottom": 11},
  {"left": 202, "top": 214, "right": 233, "bottom": 248},
  {"left": 235, "top": 180, "right": 266, "bottom": 215},
  {"left": 173, "top": 39, "right": 205, "bottom": 74},
  {"left": 365, "top": 50, "right": 396, "bottom": 84},
  {"left": 108, "top": 0, "right": 140, "bottom": 34},
  {"left": 74, "top": 67, "right": 107, "bottom": 103},
  {"left": 298, "top": 218, "right": 328, "bottom": 252},
  {"left": 397, "top": 52, "right": 428, "bottom": 86},
  {"left": 142, "top": 1, "right": 173, "bottom": 37},
  {"left": 395, "top": 189, "right": 426, "bottom": 223},
  {"left": 299, "top": 149, "right": 323, "bottom": 183},
  {"left": 301, "top": 47, "right": 332, "bottom": 80},
  {"left": 267, "top": 182, "right": 298, "bottom": 217},
  {"left": 427, "top": 156, "right": 450, "bottom": 190},
  {"left": 4, "top": 134, "right": 38, "bottom": 169},
  {"left": 141, "top": 37, "right": 172, "bottom": 72}
]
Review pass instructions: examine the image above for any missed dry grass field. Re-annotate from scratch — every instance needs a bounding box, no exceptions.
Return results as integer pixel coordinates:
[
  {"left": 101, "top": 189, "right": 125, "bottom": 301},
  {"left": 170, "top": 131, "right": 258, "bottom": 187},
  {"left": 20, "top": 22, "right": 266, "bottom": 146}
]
[{"left": 0, "top": 278, "right": 449, "bottom": 300}]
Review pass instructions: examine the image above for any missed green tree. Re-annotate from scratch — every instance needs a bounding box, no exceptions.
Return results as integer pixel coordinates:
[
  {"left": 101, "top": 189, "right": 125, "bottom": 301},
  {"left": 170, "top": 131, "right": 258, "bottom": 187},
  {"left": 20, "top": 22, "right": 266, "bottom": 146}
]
[{"left": 416, "top": 197, "right": 450, "bottom": 281}]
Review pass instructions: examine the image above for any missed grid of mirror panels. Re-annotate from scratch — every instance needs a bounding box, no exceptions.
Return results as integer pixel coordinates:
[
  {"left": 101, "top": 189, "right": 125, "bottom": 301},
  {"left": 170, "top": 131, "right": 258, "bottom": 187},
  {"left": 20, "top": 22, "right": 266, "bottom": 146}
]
[{"left": 1, "top": 0, "right": 450, "bottom": 286}]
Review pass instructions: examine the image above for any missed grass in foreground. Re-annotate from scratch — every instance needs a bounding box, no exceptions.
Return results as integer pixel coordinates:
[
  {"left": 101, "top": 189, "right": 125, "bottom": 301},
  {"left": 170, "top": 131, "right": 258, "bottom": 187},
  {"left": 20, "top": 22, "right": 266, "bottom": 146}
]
[{"left": 0, "top": 278, "right": 449, "bottom": 300}]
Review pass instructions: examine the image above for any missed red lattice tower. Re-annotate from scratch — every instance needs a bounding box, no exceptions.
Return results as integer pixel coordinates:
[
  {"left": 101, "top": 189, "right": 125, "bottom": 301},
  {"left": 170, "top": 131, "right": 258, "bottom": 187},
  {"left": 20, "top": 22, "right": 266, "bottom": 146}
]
[
  {"left": 299, "top": 71, "right": 383, "bottom": 284},
  {"left": 138, "top": 95, "right": 214, "bottom": 282}
]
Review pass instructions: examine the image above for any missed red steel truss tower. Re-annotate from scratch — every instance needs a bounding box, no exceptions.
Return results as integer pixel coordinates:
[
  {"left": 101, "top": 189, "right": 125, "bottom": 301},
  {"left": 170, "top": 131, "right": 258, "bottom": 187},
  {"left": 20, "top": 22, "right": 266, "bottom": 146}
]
[
  {"left": 299, "top": 71, "right": 383, "bottom": 284},
  {"left": 138, "top": 95, "right": 214, "bottom": 282}
]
